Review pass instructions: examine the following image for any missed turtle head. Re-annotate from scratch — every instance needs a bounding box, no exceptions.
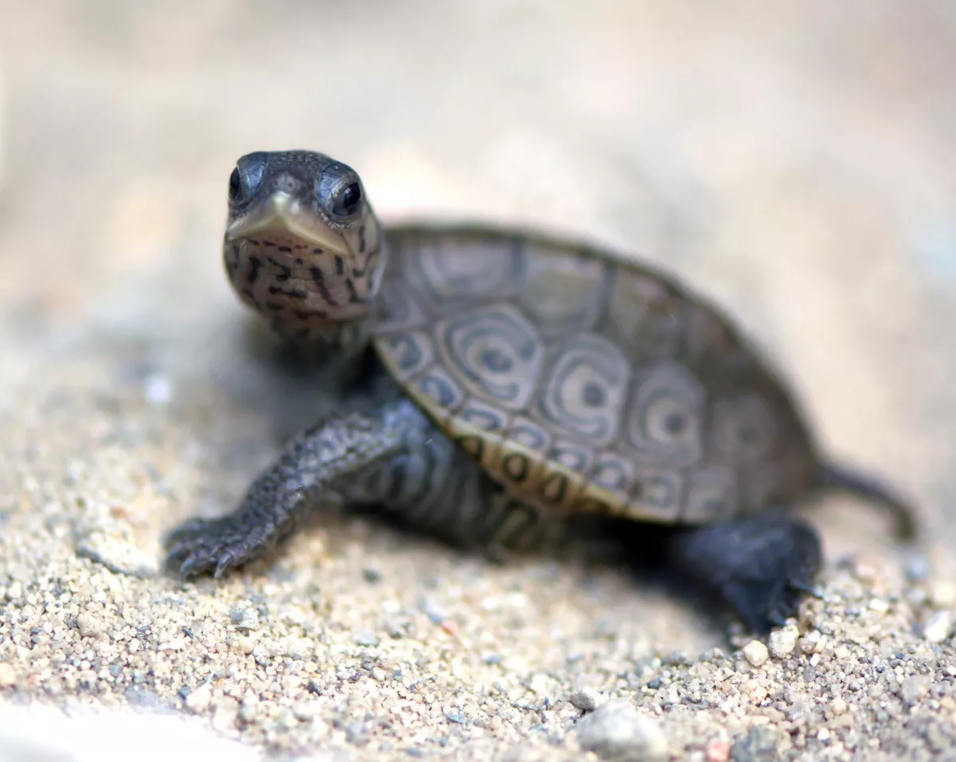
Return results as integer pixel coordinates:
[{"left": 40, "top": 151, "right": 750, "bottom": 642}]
[{"left": 222, "top": 150, "right": 386, "bottom": 346}]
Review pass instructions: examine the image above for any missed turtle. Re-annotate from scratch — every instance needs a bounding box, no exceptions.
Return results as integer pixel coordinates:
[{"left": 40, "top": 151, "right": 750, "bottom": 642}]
[{"left": 164, "top": 149, "right": 917, "bottom": 632}]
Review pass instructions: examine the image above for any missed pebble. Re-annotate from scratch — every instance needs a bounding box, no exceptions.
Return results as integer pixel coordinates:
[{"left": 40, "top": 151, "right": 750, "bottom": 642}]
[
  {"left": 419, "top": 597, "right": 448, "bottom": 624},
  {"left": 75, "top": 535, "right": 159, "bottom": 578},
  {"left": 900, "top": 674, "right": 932, "bottom": 704},
  {"left": 742, "top": 641, "right": 769, "bottom": 667},
  {"left": 0, "top": 663, "right": 16, "bottom": 688},
  {"left": 923, "top": 611, "right": 954, "bottom": 643},
  {"left": 568, "top": 687, "right": 607, "bottom": 712},
  {"left": 799, "top": 630, "right": 827, "bottom": 655},
  {"left": 353, "top": 630, "right": 379, "bottom": 647},
  {"left": 230, "top": 607, "right": 259, "bottom": 630},
  {"left": 707, "top": 739, "right": 731, "bottom": 762},
  {"left": 211, "top": 699, "right": 240, "bottom": 732},
  {"left": 930, "top": 581, "right": 956, "bottom": 608},
  {"left": 75, "top": 612, "right": 105, "bottom": 639},
  {"left": 730, "top": 726, "right": 787, "bottom": 762},
  {"left": 143, "top": 373, "right": 173, "bottom": 405},
  {"left": 184, "top": 683, "right": 213, "bottom": 713},
  {"left": 743, "top": 679, "right": 768, "bottom": 703},
  {"left": 767, "top": 627, "right": 798, "bottom": 659},
  {"left": 575, "top": 701, "right": 668, "bottom": 762},
  {"left": 714, "top": 666, "right": 736, "bottom": 682},
  {"left": 829, "top": 697, "right": 848, "bottom": 717},
  {"left": 906, "top": 555, "right": 932, "bottom": 582}
]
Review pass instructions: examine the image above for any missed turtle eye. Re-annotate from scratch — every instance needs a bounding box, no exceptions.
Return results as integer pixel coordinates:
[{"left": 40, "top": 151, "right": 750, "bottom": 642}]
[
  {"left": 228, "top": 167, "right": 242, "bottom": 201},
  {"left": 331, "top": 181, "right": 362, "bottom": 217},
  {"left": 228, "top": 155, "right": 266, "bottom": 204},
  {"left": 316, "top": 162, "right": 364, "bottom": 220}
]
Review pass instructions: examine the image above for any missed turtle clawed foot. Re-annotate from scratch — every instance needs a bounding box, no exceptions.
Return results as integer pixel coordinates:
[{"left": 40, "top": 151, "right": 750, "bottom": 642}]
[
  {"left": 667, "top": 514, "right": 823, "bottom": 634},
  {"left": 721, "top": 573, "right": 814, "bottom": 634},
  {"left": 164, "top": 514, "right": 268, "bottom": 579}
]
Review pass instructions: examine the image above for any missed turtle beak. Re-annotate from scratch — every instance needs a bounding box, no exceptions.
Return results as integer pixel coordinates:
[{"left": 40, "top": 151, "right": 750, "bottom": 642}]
[
  {"left": 225, "top": 191, "right": 296, "bottom": 241},
  {"left": 225, "top": 191, "right": 348, "bottom": 254}
]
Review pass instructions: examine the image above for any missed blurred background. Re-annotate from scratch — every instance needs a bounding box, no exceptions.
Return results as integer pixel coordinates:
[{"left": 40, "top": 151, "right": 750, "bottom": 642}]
[{"left": 0, "top": 0, "right": 953, "bottom": 550}]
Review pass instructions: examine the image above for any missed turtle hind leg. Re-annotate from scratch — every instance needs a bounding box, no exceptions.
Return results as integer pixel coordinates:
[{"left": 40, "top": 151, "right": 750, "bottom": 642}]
[{"left": 664, "top": 514, "right": 822, "bottom": 634}]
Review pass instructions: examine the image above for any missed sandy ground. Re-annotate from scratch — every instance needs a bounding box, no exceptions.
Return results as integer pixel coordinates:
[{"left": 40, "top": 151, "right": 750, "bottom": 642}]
[{"left": 0, "top": 1, "right": 955, "bottom": 760}]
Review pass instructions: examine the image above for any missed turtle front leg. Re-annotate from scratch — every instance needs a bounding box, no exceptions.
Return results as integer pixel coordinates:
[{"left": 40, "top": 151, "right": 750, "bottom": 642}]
[
  {"left": 165, "top": 393, "right": 542, "bottom": 578},
  {"left": 164, "top": 399, "right": 411, "bottom": 577},
  {"left": 665, "top": 514, "right": 822, "bottom": 633}
]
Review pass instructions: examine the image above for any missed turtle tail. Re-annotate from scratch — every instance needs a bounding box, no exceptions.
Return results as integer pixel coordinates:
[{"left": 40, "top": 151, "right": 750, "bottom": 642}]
[{"left": 818, "top": 462, "right": 918, "bottom": 541}]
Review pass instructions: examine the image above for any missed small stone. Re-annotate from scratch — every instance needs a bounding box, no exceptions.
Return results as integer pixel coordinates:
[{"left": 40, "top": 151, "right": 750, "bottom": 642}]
[
  {"left": 238, "top": 699, "right": 260, "bottom": 723},
  {"left": 707, "top": 739, "right": 731, "bottom": 762},
  {"left": 184, "top": 682, "right": 213, "bottom": 713},
  {"left": 346, "top": 721, "right": 370, "bottom": 746},
  {"left": 742, "top": 640, "right": 769, "bottom": 667},
  {"left": 419, "top": 597, "right": 448, "bottom": 624},
  {"left": 931, "top": 581, "right": 956, "bottom": 608},
  {"left": 829, "top": 697, "right": 848, "bottom": 717},
  {"left": 868, "top": 597, "right": 890, "bottom": 613},
  {"left": 852, "top": 559, "right": 879, "bottom": 582},
  {"left": 143, "top": 372, "right": 173, "bottom": 404},
  {"left": 281, "top": 637, "right": 314, "bottom": 660},
  {"left": 714, "top": 667, "right": 736, "bottom": 682},
  {"left": 292, "top": 702, "right": 318, "bottom": 722},
  {"left": 939, "top": 696, "right": 956, "bottom": 713},
  {"left": 923, "top": 611, "right": 954, "bottom": 643},
  {"left": 575, "top": 701, "right": 668, "bottom": 762},
  {"left": 730, "top": 726, "right": 788, "bottom": 762},
  {"left": 230, "top": 607, "right": 259, "bottom": 630},
  {"left": 768, "top": 627, "right": 798, "bottom": 659},
  {"left": 237, "top": 635, "right": 255, "bottom": 654},
  {"left": 743, "top": 679, "right": 768, "bottom": 703},
  {"left": 75, "top": 612, "right": 105, "bottom": 639},
  {"left": 0, "top": 663, "right": 16, "bottom": 687},
  {"left": 277, "top": 709, "right": 299, "bottom": 730},
  {"left": 906, "top": 555, "right": 931, "bottom": 582},
  {"left": 211, "top": 698, "right": 240, "bottom": 732},
  {"left": 569, "top": 687, "right": 607, "bottom": 712},
  {"left": 799, "top": 630, "right": 826, "bottom": 654},
  {"left": 75, "top": 535, "right": 159, "bottom": 578},
  {"left": 900, "top": 674, "right": 931, "bottom": 704},
  {"left": 353, "top": 630, "right": 379, "bottom": 647}
]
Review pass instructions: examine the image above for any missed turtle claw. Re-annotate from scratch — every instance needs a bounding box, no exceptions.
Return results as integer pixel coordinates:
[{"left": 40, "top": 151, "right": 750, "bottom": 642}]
[
  {"left": 164, "top": 515, "right": 264, "bottom": 579},
  {"left": 215, "top": 552, "right": 235, "bottom": 579},
  {"left": 789, "top": 580, "right": 822, "bottom": 599}
]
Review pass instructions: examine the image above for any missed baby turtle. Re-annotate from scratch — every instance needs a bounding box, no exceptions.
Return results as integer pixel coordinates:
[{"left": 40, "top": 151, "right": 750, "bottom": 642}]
[{"left": 165, "top": 150, "right": 916, "bottom": 632}]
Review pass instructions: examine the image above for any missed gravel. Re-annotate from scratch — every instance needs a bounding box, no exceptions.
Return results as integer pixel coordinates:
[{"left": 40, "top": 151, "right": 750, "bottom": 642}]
[
  {"left": 568, "top": 687, "right": 607, "bottom": 712},
  {"left": 742, "top": 641, "right": 770, "bottom": 668},
  {"left": 768, "top": 628, "right": 799, "bottom": 659},
  {"left": 575, "top": 701, "right": 669, "bottom": 762}
]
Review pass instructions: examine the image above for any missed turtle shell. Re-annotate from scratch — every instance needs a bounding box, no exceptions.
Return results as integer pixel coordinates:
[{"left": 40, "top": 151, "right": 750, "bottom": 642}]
[{"left": 371, "top": 223, "right": 821, "bottom": 526}]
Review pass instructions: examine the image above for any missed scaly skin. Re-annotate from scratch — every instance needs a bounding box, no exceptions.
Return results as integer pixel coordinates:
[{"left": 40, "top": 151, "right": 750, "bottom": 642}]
[{"left": 165, "top": 150, "right": 917, "bottom": 633}]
